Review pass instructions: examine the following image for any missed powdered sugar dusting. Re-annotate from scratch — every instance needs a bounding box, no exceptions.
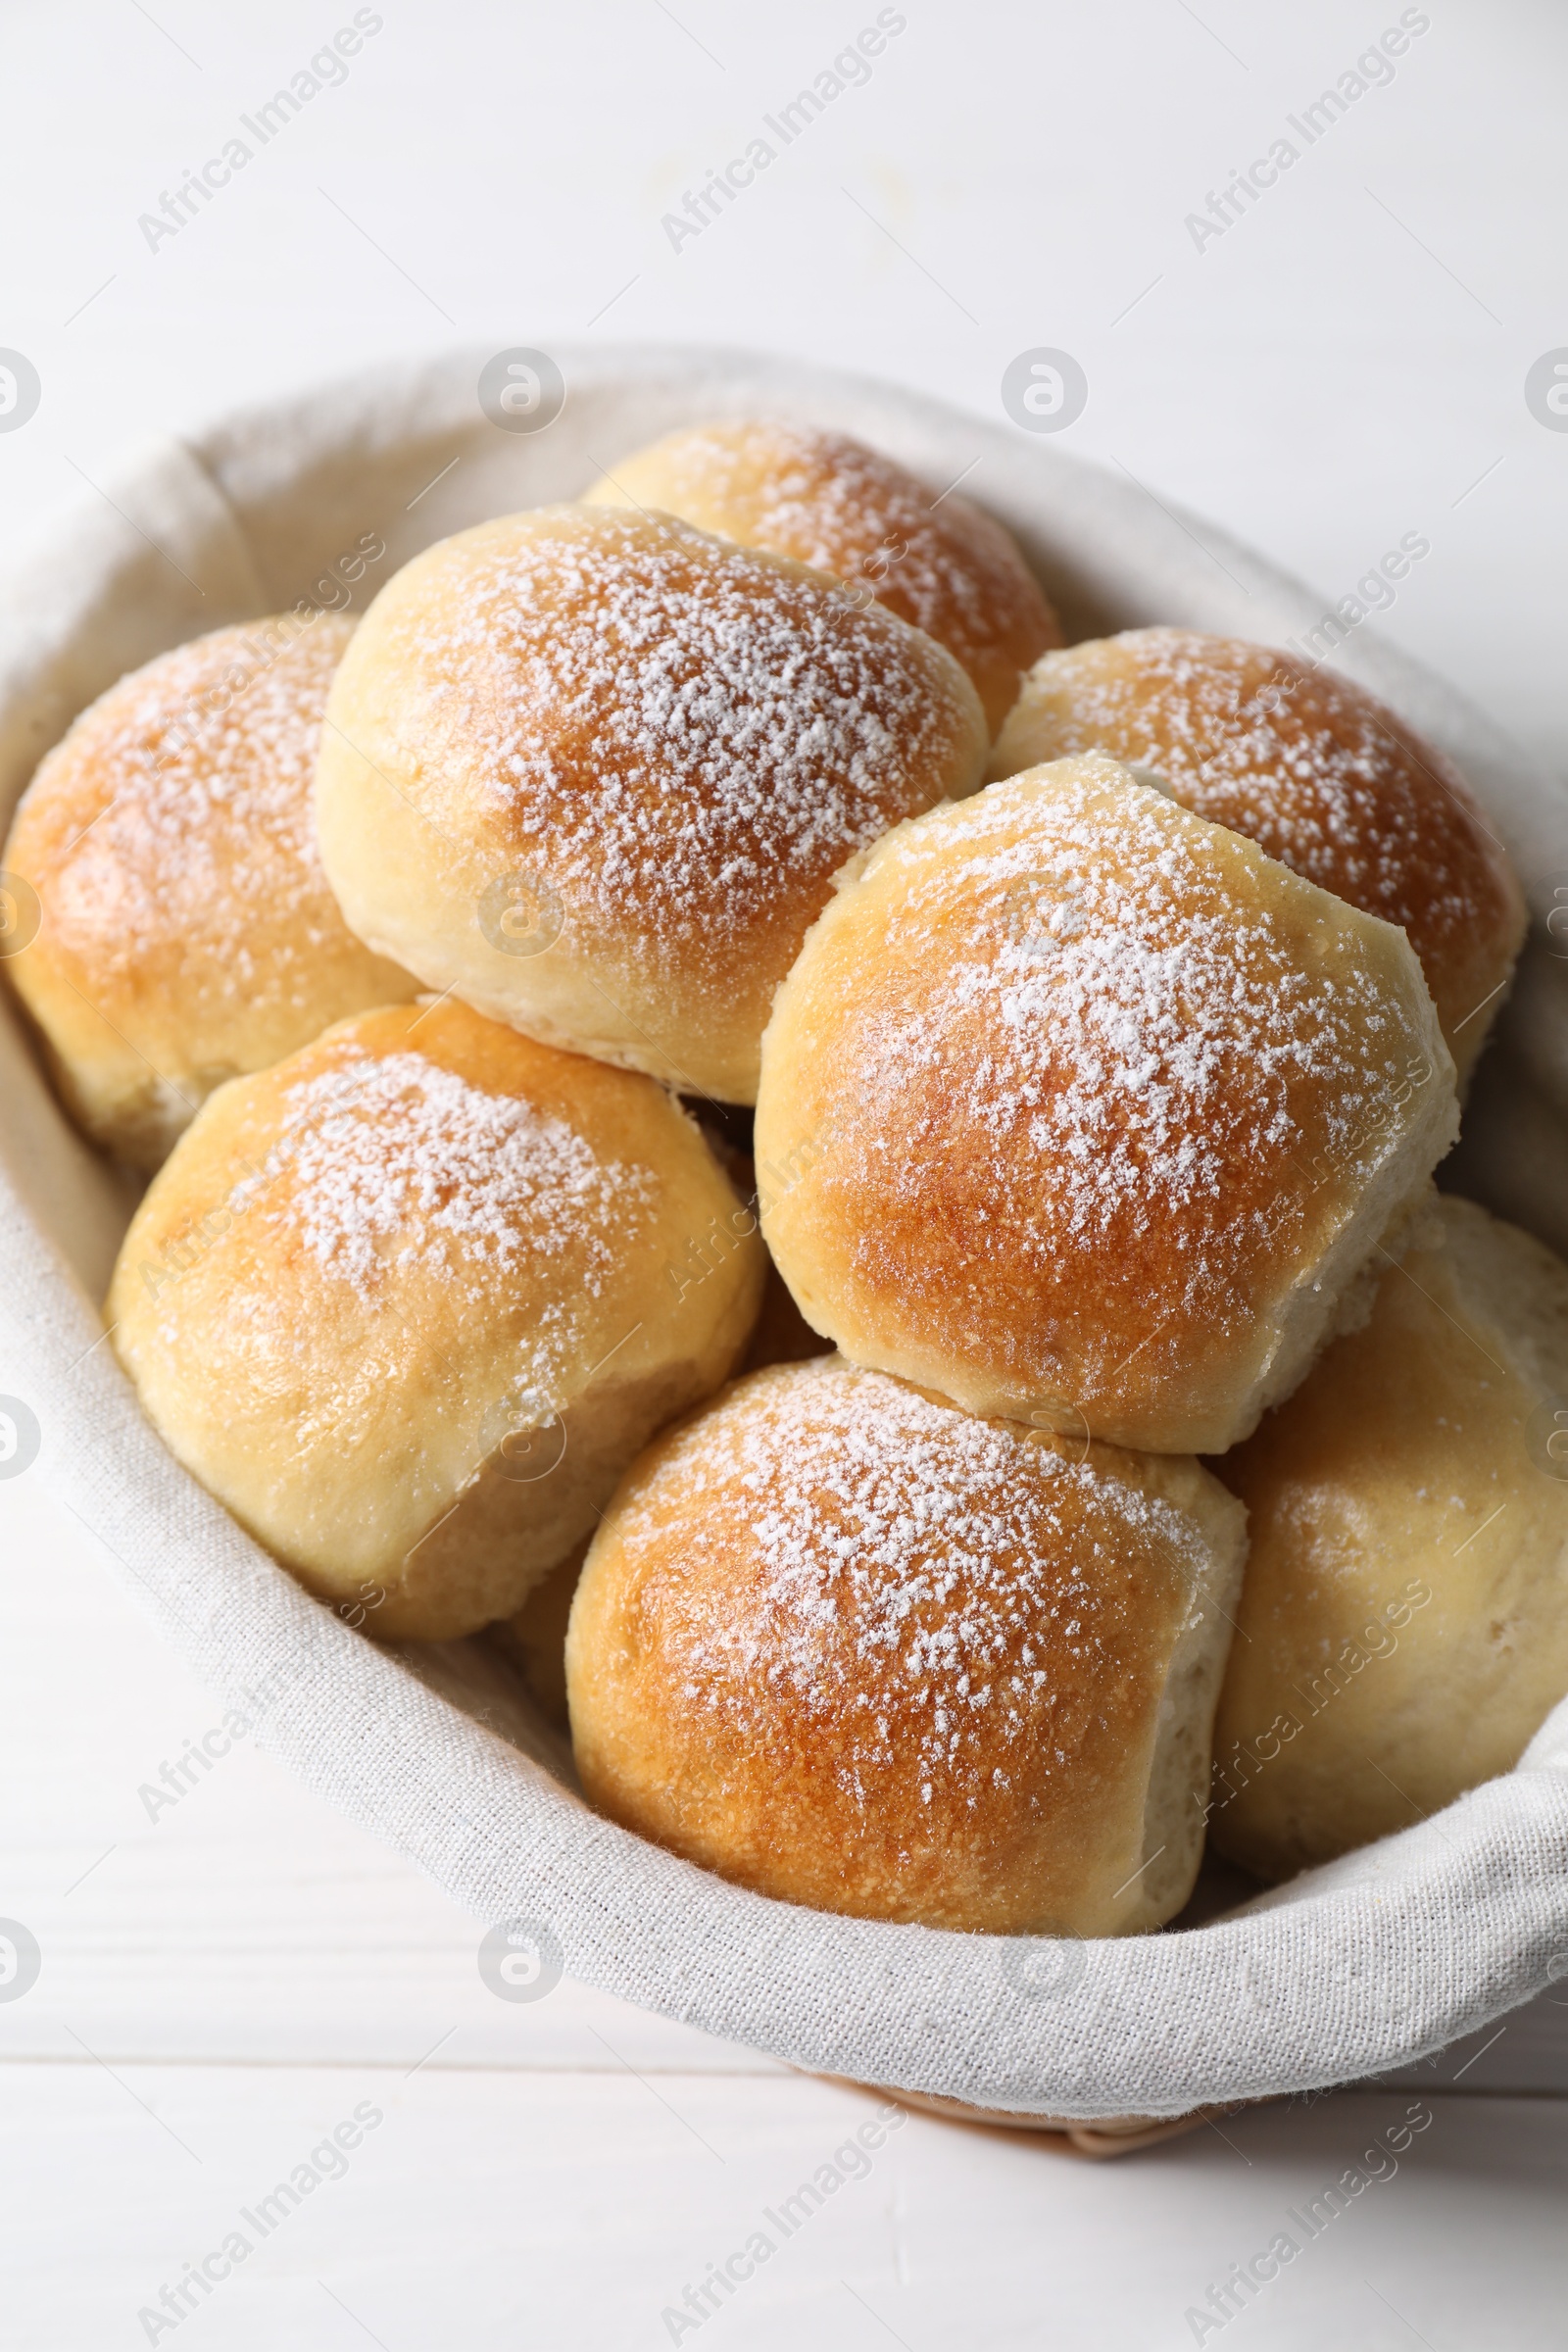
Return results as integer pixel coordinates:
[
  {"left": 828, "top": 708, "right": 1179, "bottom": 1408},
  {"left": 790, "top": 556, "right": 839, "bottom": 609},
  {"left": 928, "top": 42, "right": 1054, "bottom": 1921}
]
[
  {"left": 231, "top": 1048, "right": 657, "bottom": 1326},
  {"left": 645, "top": 1360, "right": 1195, "bottom": 1800},
  {"left": 34, "top": 616, "right": 360, "bottom": 996},
  {"left": 404, "top": 509, "right": 977, "bottom": 974},
  {"left": 820, "top": 762, "right": 1435, "bottom": 1396},
  {"left": 999, "top": 627, "right": 1514, "bottom": 1032},
  {"left": 633, "top": 420, "right": 1054, "bottom": 693}
]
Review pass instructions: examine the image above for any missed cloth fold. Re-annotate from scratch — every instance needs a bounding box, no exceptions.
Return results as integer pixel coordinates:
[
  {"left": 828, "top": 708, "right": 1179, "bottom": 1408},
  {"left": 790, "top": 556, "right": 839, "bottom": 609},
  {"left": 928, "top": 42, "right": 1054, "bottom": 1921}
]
[{"left": 2, "top": 344, "right": 1565, "bottom": 2120}]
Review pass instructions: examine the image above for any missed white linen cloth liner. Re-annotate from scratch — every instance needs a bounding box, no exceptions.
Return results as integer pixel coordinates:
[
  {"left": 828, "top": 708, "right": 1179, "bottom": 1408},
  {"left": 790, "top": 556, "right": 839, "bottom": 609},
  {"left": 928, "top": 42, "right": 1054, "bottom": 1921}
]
[{"left": 2, "top": 344, "right": 1566, "bottom": 2122}]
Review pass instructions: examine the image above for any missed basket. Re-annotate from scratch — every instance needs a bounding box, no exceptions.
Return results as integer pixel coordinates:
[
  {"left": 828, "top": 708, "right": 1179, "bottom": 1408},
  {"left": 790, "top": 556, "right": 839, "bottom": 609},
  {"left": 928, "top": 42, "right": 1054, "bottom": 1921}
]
[{"left": 3, "top": 343, "right": 1566, "bottom": 2128}]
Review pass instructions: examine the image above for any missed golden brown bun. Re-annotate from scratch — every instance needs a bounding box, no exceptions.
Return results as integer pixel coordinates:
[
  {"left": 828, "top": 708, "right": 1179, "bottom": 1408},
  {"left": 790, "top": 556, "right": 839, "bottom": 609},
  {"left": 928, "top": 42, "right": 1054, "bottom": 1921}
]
[
  {"left": 756, "top": 756, "right": 1459, "bottom": 1455},
  {"left": 989, "top": 629, "right": 1526, "bottom": 1081},
  {"left": 586, "top": 419, "right": 1061, "bottom": 734},
  {"left": 314, "top": 505, "right": 987, "bottom": 1105},
  {"left": 567, "top": 1357, "right": 1246, "bottom": 1935},
  {"left": 2, "top": 616, "right": 416, "bottom": 1168},
  {"left": 108, "top": 1000, "right": 765, "bottom": 1640},
  {"left": 1211, "top": 1195, "right": 1568, "bottom": 1879}
]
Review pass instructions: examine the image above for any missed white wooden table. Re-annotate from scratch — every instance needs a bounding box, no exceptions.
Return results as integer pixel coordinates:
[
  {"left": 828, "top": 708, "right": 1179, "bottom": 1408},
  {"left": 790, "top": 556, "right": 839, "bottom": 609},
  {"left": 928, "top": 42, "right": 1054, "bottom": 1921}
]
[{"left": 3, "top": 4, "right": 1567, "bottom": 2342}]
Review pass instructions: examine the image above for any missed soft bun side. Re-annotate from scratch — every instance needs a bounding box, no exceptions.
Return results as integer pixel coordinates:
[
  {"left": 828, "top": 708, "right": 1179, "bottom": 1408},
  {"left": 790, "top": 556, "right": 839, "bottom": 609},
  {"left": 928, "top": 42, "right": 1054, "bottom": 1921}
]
[
  {"left": 1211, "top": 1194, "right": 1568, "bottom": 1879},
  {"left": 586, "top": 418, "right": 1062, "bottom": 734},
  {"left": 989, "top": 628, "right": 1527, "bottom": 1081},
  {"left": 313, "top": 505, "right": 988, "bottom": 1105},
  {"left": 490, "top": 1538, "right": 587, "bottom": 1731},
  {"left": 107, "top": 999, "right": 765, "bottom": 1640},
  {"left": 755, "top": 756, "right": 1459, "bottom": 1454},
  {"left": 2, "top": 614, "right": 416, "bottom": 1168},
  {"left": 567, "top": 1356, "right": 1246, "bottom": 1936}
]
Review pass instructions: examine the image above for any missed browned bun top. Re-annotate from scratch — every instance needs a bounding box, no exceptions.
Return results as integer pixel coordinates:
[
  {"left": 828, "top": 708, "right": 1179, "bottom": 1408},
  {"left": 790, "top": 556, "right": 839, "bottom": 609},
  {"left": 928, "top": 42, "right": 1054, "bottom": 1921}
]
[
  {"left": 755, "top": 757, "right": 1458, "bottom": 1454},
  {"left": 989, "top": 628, "right": 1526, "bottom": 1073},
  {"left": 9, "top": 615, "right": 359, "bottom": 954},
  {"left": 567, "top": 1356, "right": 1240, "bottom": 1935},
  {"left": 587, "top": 419, "right": 1061, "bottom": 733},
  {"left": 2, "top": 612, "right": 414, "bottom": 1163},
  {"left": 356, "top": 503, "right": 983, "bottom": 958},
  {"left": 107, "top": 997, "right": 764, "bottom": 1637},
  {"left": 316, "top": 504, "right": 987, "bottom": 1104}
]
